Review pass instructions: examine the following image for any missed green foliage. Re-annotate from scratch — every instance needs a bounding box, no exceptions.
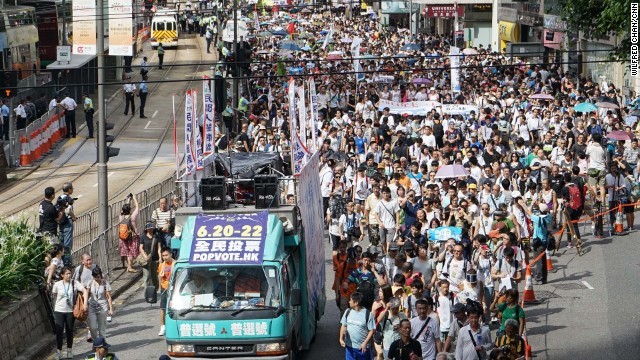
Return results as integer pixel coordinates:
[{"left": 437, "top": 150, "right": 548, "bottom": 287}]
[
  {"left": 0, "top": 217, "right": 50, "bottom": 300},
  {"left": 560, "top": 0, "right": 631, "bottom": 60}
]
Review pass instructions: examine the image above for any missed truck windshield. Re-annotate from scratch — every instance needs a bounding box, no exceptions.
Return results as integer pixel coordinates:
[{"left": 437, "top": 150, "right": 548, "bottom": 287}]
[{"left": 169, "top": 266, "right": 281, "bottom": 313}]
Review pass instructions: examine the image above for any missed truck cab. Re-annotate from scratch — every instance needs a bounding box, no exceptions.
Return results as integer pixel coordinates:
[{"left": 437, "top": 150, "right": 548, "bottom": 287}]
[{"left": 165, "top": 205, "right": 325, "bottom": 359}]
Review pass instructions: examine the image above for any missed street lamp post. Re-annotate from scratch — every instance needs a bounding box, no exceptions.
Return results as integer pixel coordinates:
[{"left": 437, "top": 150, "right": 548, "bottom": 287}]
[{"left": 97, "top": 0, "right": 108, "bottom": 233}]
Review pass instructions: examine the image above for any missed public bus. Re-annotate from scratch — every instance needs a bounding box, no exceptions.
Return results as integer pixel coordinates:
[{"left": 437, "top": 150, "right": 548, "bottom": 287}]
[
  {"left": 0, "top": 6, "right": 40, "bottom": 78},
  {"left": 151, "top": 14, "right": 179, "bottom": 48},
  {"left": 18, "top": 0, "right": 71, "bottom": 67}
]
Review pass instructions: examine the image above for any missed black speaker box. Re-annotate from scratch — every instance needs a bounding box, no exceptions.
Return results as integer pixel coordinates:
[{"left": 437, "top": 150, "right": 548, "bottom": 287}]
[{"left": 201, "top": 177, "right": 227, "bottom": 210}]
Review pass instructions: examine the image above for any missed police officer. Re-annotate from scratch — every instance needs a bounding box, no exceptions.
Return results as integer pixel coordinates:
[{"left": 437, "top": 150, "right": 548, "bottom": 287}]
[
  {"left": 138, "top": 75, "right": 149, "bottom": 118},
  {"left": 82, "top": 93, "right": 94, "bottom": 138},
  {"left": 157, "top": 43, "right": 165, "bottom": 69},
  {"left": 38, "top": 186, "right": 64, "bottom": 244},
  {"left": 123, "top": 78, "right": 136, "bottom": 116}
]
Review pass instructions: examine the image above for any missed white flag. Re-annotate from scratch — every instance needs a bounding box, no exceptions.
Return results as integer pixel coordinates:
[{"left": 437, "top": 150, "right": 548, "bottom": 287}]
[
  {"left": 203, "top": 76, "right": 214, "bottom": 156},
  {"left": 184, "top": 90, "right": 195, "bottom": 175},
  {"left": 193, "top": 90, "right": 204, "bottom": 171}
]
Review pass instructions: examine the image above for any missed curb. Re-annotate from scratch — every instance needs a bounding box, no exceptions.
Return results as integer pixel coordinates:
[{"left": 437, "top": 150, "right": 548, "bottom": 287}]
[{"left": 16, "top": 271, "right": 143, "bottom": 360}]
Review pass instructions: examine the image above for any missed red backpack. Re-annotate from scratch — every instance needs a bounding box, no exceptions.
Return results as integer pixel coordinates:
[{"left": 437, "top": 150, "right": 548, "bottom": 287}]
[{"left": 567, "top": 184, "right": 583, "bottom": 210}]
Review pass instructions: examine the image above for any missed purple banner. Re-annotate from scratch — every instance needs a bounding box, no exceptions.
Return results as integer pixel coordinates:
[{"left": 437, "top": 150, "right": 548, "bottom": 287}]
[{"left": 189, "top": 211, "right": 269, "bottom": 264}]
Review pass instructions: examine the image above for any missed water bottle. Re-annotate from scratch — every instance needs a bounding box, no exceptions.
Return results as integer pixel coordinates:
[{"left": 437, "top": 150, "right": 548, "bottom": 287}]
[{"left": 476, "top": 334, "right": 482, "bottom": 345}]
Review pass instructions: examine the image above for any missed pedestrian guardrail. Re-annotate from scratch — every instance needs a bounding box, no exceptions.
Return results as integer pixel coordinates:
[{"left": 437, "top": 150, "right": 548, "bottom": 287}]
[{"left": 71, "top": 174, "right": 177, "bottom": 277}]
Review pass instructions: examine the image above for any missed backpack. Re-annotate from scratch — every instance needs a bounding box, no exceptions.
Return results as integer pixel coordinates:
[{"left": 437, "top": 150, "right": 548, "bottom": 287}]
[
  {"left": 345, "top": 308, "right": 370, "bottom": 325},
  {"left": 356, "top": 274, "right": 375, "bottom": 309},
  {"left": 591, "top": 124, "right": 603, "bottom": 136},
  {"left": 498, "top": 258, "right": 519, "bottom": 277},
  {"left": 328, "top": 196, "right": 345, "bottom": 219},
  {"left": 118, "top": 217, "right": 133, "bottom": 241},
  {"left": 443, "top": 256, "right": 468, "bottom": 279},
  {"left": 566, "top": 184, "right": 583, "bottom": 210}
]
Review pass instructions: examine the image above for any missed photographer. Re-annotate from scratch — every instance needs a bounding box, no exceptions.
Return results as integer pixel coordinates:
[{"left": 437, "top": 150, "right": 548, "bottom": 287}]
[
  {"left": 493, "top": 319, "right": 525, "bottom": 360},
  {"left": 59, "top": 182, "right": 77, "bottom": 266},
  {"left": 39, "top": 186, "right": 65, "bottom": 244}
]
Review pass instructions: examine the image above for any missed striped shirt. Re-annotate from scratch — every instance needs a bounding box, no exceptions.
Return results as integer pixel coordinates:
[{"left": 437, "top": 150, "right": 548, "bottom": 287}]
[{"left": 152, "top": 208, "right": 174, "bottom": 231}]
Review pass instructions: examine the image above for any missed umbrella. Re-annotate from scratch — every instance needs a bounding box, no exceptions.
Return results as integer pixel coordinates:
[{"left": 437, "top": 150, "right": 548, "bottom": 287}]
[
  {"left": 434, "top": 164, "right": 469, "bottom": 179},
  {"left": 255, "top": 50, "right": 270, "bottom": 54},
  {"left": 341, "top": 37, "right": 353, "bottom": 43},
  {"left": 281, "top": 43, "right": 302, "bottom": 51},
  {"left": 462, "top": 48, "right": 478, "bottom": 55},
  {"left": 595, "top": 101, "right": 620, "bottom": 109},
  {"left": 319, "top": 30, "right": 329, "bottom": 35},
  {"left": 260, "top": 22, "right": 272, "bottom": 26},
  {"left": 607, "top": 130, "right": 633, "bottom": 141},
  {"left": 301, "top": 45, "right": 311, "bottom": 51},
  {"left": 356, "top": 54, "right": 376, "bottom": 59},
  {"left": 574, "top": 102, "right": 598, "bottom": 113},
  {"left": 327, "top": 53, "right": 342, "bottom": 60},
  {"left": 630, "top": 109, "right": 640, "bottom": 116},
  {"left": 401, "top": 43, "right": 421, "bottom": 51},
  {"left": 529, "top": 93, "right": 554, "bottom": 101},
  {"left": 271, "top": 30, "right": 289, "bottom": 36},
  {"left": 301, "top": 8, "right": 312, "bottom": 13},
  {"left": 413, "top": 78, "right": 432, "bottom": 85}
]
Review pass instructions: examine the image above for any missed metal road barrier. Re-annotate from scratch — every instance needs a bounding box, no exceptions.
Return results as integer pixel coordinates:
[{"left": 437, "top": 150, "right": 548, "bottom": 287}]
[
  {"left": 70, "top": 174, "right": 177, "bottom": 277},
  {"left": 11, "top": 108, "right": 66, "bottom": 167}
]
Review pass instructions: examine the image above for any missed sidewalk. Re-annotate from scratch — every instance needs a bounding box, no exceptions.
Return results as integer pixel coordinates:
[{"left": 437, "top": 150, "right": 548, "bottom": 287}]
[{"left": 16, "top": 269, "right": 143, "bottom": 360}]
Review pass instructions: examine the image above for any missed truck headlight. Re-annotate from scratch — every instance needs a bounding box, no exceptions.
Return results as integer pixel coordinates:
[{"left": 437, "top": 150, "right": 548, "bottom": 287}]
[
  {"left": 168, "top": 344, "right": 195, "bottom": 356},
  {"left": 256, "top": 342, "right": 288, "bottom": 355}
]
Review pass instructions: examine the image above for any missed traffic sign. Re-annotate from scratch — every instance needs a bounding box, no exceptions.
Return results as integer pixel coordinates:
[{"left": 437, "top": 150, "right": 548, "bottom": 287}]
[{"left": 57, "top": 46, "right": 72, "bottom": 64}]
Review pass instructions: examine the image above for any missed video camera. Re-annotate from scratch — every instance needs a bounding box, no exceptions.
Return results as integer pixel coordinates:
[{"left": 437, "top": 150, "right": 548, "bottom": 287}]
[{"left": 55, "top": 195, "right": 77, "bottom": 211}]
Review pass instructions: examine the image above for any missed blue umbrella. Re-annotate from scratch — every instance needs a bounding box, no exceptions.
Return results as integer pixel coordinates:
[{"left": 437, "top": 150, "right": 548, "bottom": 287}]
[
  {"left": 271, "top": 30, "right": 289, "bottom": 36},
  {"left": 281, "top": 43, "right": 302, "bottom": 51},
  {"left": 319, "top": 29, "right": 329, "bottom": 35},
  {"left": 574, "top": 102, "right": 598, "bottom": 113},
  {"left": 401, "top": 43, "right": 421, "bottom": 51}
]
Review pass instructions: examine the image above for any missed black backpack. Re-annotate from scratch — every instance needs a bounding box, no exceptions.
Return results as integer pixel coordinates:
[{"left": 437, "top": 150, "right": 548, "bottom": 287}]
[{"left": 356, "top": 274, "right": 375, "bottom": 309}]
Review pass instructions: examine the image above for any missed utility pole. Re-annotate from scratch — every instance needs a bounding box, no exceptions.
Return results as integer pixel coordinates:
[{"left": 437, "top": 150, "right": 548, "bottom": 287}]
[
  {"left": 232, "top": 0, "right": 239, "bottom": 132},
  {"left": 97, "top": 0, "right": 108, "bottom": 233},
  {"left": 62, "top": 0, "right": 68, "bottom": 46}
]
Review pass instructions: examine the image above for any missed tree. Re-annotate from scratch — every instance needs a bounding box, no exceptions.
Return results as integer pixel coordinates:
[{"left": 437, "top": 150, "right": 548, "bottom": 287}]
[{"left": 560, "top": 0, "right": 631, "bottom": 60}]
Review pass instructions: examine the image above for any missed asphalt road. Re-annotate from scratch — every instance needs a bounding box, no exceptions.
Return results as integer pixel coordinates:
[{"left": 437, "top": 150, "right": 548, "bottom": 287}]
[{"left": 42, "top": 219, "right": 640, "bottom": 360}]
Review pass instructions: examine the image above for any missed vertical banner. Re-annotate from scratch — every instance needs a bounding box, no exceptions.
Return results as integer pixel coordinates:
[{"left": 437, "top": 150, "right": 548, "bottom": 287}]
[
  {"left": 72, "top": 0, "right": 97, "bottom": 55},
  {"left": 322, "top": 22, "right": 334, "bottom": 50},
  {"left": 192, "top": 90, "right": 204, "bottom": 171},
  {"left": 184, "top": 90, "right": 196, "bottom": 175},
  {"left": 308, "top": 77, "right": 318, "bottom": 152},
  {"left": 202, "top": 76, "right": 214, "bottom": 156},
  {"left": 449, "top": 46, "right": 461, "bottom": 93},
  {"left": 108, "top": 0, "right": 134, "bottom": 56},
  {"left": 297, "top": 85, "right": 307, "bottom": 150},
  {"left": 351, "top": 37, "right": 364, "bottom": 82}
]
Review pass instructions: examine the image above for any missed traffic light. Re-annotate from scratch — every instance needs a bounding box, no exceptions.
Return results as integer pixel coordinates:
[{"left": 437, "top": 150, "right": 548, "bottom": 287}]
[
  {"left": 97, "top": 122, "right": 120, "bottom": 162},
  {"left": 0, "top": 71, "right": 18, "bottom": 98}
]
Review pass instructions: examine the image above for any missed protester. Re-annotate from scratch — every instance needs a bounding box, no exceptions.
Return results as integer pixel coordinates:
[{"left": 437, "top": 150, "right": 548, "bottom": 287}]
[{"left": 339, "top": 292, "right": 376, "bottom": 360}]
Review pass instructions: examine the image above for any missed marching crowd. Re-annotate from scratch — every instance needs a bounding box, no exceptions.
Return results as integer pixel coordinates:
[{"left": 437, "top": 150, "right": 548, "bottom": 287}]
[{"left": 220, "top": 5, "right": 640, "bottom": 360}]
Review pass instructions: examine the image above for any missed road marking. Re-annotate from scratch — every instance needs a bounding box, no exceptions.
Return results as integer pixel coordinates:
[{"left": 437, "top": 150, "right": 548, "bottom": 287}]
[
  {"left": 144, "top": 121, "right": 152, "bottom": 129},
  {"left": 93, "top": 172, "right": 114, "bottom": 186},
  {"left": 93, "top": 183, "right": 98, "bottom": 187},
  {"left": 77, "top": 195, "right": 84, "bottom": 198},
  {"left": 581, "top": 281, "right": 594, "bottom": 290},
  {"left": 152, "top": 110, "right": 158, "bottom": 118}
]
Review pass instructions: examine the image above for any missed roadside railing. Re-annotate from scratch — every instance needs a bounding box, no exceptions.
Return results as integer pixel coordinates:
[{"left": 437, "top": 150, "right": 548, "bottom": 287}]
[{"left": 71, "top": 174, "right": 177, "bottom": 277}]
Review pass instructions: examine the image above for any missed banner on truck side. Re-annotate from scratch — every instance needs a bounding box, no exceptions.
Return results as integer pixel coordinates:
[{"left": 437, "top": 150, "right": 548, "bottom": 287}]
[{"left": 190, "top": 211, "right": 268, "bottom": 264}]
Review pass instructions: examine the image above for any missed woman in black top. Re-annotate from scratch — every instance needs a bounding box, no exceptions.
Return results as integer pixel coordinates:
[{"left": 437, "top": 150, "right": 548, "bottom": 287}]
[{"left": 138, "top": 222, "right": 161, "bottom": 289}]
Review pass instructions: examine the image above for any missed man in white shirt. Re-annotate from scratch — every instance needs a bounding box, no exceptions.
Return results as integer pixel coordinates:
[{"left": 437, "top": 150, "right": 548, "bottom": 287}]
[
  {"left": 373, "top": 186, "right": 401, "bottom": 254},
  {"left": 48, "top": 95, "right": 61, "bottom": 111},
  {"left": 586, "top": 133, "right": 608, "bottom": 204},
  {"left": 123, "top": 78, "right": 137, "bottom": 116},
  {"left": 14, "top": 99, "right": 28, "bottom": 130},
  {"left": 60, "top": 95, "right": 78, "bottom": 138}
]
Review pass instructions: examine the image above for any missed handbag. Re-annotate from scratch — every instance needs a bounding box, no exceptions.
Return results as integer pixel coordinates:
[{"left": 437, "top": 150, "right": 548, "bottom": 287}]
[
  {"left": 72, "top": 282, "right": 88, "bottom": 321},
  {"left": 373, "top": 310, "right": 389, "bottom": 345},
  {"left": 137, "top": 234, "right": 157, "bottom": 267}
]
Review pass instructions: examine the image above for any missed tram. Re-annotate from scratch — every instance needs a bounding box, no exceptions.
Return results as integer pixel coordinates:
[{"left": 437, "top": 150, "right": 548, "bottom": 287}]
[
  {"left": 0, "top": 6, "right": 40, "bottom": 78},
  {"left": 18, "top": 0, "right": 72, "bottom": 67}
]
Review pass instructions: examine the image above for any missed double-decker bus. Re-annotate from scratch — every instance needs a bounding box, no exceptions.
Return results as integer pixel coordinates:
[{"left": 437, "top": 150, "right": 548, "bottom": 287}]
[
  {"left": 0, "top": 6, "right": 40, "bottom": 78},
  {"left": 18, "top": 0, "right": 72, "bottom": 67}
]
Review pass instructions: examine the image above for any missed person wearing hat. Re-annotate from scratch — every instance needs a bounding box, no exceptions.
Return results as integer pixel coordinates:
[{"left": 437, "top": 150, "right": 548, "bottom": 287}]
[
  {"left": 139, "top": 221, "right": 161, "bottom": 289},
  {"left": 443, "top": 302, "right": 468, "bottom": 352},
  {"left": 378, "top": 297, "right": 407, "bottom": 358},
  {"left": 518, "top": 198, "right": 551, "bottom": 284},
  {"left": 86, "top": 337, "right": 119, "bottom": 360}
]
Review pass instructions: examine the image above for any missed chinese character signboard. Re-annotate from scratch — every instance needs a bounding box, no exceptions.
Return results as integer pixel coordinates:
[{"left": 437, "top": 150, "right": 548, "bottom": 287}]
[
  {"left": 108, "top": 0, "right": 134, "bottom": 56},
  {"left": 72, "top": 0, "right": 97, "bottom": 54},
  {"left": 189, "top": 211, "right": 268, "bottom": 264},
  {"left": 424, "top": 5, "right": 464, "bottom": 18}
]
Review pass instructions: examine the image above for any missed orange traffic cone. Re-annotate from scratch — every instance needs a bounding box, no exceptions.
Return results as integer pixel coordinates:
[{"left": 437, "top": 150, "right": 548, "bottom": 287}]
[
  {"left": 545, "top": 250, "right": 555, "bottom": 272},
  {"left": 523, "top": 265, "right": 539, "bottom": 304},
  {"left": 614, "top": 205, "right": 624, "bottom": 234},
  {"left": 19, "top": 136, "right": 31, "bottom": 167}
]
